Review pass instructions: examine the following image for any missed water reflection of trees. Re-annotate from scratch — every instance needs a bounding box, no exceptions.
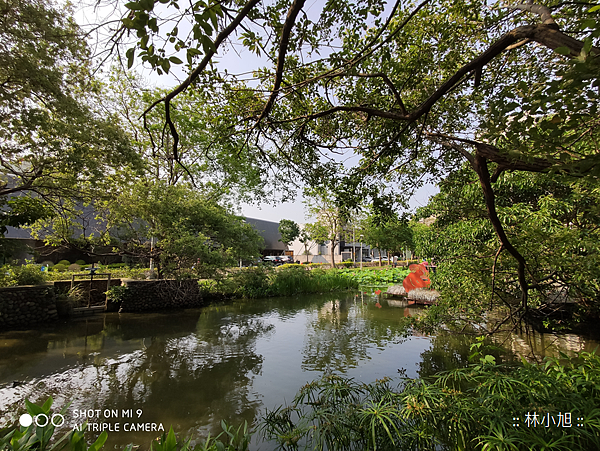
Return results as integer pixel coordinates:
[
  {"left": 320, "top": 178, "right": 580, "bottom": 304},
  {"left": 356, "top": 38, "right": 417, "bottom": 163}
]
[
  {"left": 301, "top": 294, "right": 411, "bottom": 373},
  {"left": 416, "top": 326, "right": 600, "bottom": 379},
  {"left": 0, "top": 308, "right": 273, "bottom": 446}
]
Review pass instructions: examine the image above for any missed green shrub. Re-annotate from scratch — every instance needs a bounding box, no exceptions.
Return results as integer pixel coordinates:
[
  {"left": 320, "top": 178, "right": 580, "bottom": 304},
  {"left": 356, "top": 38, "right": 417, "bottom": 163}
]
[
  {"left": 278, "top": 263, "right": 301, "bottom": 269},
  {"left": 270, "top": 265, "right": 312, "bottom": 295},
  {"left": 231, "top": 266, "right": 272, "bottom": 297},
  {"left": 106, "top": 285, "right": 131, "bottom": 304},
  {"left": 68, "top": 263, "right": 81, "bottom": 271},
  {"left": 57, "top": 259, "right": 71, "bottom": 266},
  {"left": 44, "top": 266, "right": 148, "bottom": 281},
  {"left": 74, "top": 259, "right": 87, "bottom": 266},
  {"left": 52, "top": 263, "right": 67, "bottom": 272},
  {"left": 0, "top": 263, "right": 47, "bottom": 287}
]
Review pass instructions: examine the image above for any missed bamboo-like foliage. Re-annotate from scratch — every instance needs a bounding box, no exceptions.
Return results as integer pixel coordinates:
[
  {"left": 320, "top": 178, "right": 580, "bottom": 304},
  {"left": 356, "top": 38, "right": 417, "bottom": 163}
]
[{"left": 260, "top": 350, "right": 600, "bottom": 450}]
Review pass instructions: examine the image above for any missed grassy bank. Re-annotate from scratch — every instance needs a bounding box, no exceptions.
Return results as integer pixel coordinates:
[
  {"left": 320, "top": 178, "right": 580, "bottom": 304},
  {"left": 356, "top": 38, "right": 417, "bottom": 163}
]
[
  {"left": 201, "top": 265, "right": 412, "bottom": 299},
  {"left": 202, "top": 265, "right": 358, "bottom": 298}
]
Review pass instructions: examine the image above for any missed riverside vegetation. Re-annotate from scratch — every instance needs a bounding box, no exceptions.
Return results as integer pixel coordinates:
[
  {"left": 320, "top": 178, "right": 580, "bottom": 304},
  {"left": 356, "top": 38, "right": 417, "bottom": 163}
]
[
  {"left": 200, "top": 266, "right": 410, "bottom": 299},
  {"left": 3, "top": 346, "right": 600, "bottom": 451}
]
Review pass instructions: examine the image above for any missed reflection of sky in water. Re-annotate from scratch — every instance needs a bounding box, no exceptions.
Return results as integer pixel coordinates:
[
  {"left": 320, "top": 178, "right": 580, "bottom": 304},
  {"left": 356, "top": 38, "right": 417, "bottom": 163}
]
[{"left": 1, "top": 293, "right": 595, "bottom": 450}]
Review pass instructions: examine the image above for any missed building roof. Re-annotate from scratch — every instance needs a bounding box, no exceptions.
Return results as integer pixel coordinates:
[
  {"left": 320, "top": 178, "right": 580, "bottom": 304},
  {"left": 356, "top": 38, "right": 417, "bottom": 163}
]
[{"left": 244, "top": 217, "right": 286, "bottom": 252}]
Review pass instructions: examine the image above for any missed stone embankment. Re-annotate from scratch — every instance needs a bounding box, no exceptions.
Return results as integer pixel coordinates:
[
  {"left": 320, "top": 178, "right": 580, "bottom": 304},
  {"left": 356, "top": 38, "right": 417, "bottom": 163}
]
[
  {"left": 386, "top": 284, "right": 440, "bottom": 304},
  {"left": 0, "top": 279, "right": 203, "bottom": 330},
  {"left": 0, "top": 285, "right": 58, "bottom": 328},
  {"left": 118, "top": 279, "right": 203, "bottom": 312}
]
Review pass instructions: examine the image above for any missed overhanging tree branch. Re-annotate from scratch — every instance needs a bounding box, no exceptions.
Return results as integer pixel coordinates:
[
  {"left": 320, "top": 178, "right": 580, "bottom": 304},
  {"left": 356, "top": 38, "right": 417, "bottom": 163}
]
[
  {"left": 255, "top": 0, "right": 306, "bottom": 123},
  {"left": 141, "top": 0, "right": 261, "bottom": 161}
]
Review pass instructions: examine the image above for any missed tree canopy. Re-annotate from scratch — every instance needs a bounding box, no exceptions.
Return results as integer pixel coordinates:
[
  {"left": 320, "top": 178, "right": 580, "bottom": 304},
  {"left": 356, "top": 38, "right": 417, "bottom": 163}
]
[
  {"left": 0, "top": 0, "right": 140, "bottom": 234},
  {"left": 108, "top": 0, "right": 599, "bottom": 315},
  {"left": 278, "top": 219, "right": 300, "bottom": 247}
]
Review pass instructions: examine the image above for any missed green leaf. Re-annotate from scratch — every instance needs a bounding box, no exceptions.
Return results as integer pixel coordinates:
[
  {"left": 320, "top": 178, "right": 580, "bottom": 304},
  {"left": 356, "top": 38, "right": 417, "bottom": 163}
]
[
  {"left": 41, "top": 397, "right": 53, "bottom": 413},
  {"left": 554, "top": 46, "right": 571, "bottom": 55},
  {"left": 126, "top": 48, "right": 135, "bottom": 69},
  {"left": 25, "top": 399, "right": 46, "bottom": 416},
  {"left": 169, "top": 56, "right": 183, "bottom": 64},
  {"left": 588, "top": 4, "right": 600, "bottom": 12},
  {"left": 88, "top": 431, "right": 108, "bottom": 451},
  {"left": 124, "top": 2, "right": 142, "bottom": 10},
  {"left": 164, "top": 427, "right": 177, "bottom": 451}
]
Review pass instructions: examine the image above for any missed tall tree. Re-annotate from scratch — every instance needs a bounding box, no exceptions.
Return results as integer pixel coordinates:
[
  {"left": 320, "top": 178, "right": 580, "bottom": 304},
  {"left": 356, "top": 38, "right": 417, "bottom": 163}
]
[
  {"left": 278, "top": 219, "right": 300, "bottom": 248},
  {"left": 416, "top": 166, "right": 600, "bottom": 330},
  {"left": 0, "top": 0, "right": 140, "bottom": 242},
  {"left": 35, "top": 181, "right": 264, "bottom": 277},
  {"left": 108, "top": 0, "right": 599, "bottom": 313},
  {"left": 304, "top": 188, "right": 348, "bottom": 268}
]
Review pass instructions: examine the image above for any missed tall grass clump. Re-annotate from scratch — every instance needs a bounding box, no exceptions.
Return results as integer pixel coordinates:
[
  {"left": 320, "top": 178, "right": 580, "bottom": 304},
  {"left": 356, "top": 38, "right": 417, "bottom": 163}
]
[
  {"left": 265, "top": 266, "right": 358, "bottom": 297},
  {"left": 261, "top": 349, "right": 600, "bottom": 450},
  {"left": 228, "top": 266, "right": 359, "bottom": 298},
  {"left": 336, "top": 267, "right": 410, "bottom": 286}
]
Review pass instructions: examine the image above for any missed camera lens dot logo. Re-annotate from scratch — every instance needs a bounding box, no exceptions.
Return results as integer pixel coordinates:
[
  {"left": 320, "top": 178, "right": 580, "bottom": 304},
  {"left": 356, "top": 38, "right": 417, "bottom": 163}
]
[
  {"left": 18, "top": 414, "right": 64, "bottom": 428},
  {"left": 19, "top": 414, "right": 33, "bottom": 427}
]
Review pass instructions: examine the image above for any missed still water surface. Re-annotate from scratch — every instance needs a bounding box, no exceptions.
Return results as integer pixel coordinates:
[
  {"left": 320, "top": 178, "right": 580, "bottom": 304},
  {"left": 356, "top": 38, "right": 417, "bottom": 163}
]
[{"left": 0, "top": 292, "right": 597, "bottom": 449}]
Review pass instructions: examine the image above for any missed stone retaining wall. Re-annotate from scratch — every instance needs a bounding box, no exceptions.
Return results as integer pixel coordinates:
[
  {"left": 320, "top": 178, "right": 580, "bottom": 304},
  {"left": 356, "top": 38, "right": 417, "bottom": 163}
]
[
  {"left": 0, "top": 285, "right": 57, "bottom": 329},
  {"left": 119, "top": 279, "right": 203, "bottom": 312},
  {"left": 0, "top": 279, "right": 203, "bottom": 329},
  {"left": 54, "top": 279, "right": 121, "bottom": 307}
]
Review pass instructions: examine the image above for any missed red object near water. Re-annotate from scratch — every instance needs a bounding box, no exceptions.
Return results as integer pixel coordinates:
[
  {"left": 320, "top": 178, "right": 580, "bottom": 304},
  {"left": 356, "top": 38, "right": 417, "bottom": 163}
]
[
  {"left": 375, "top": 302, "right": 382, "bottom": 308},
  {"left": 402, "top": 264, "right": 431, "bottom": 293},
  {"left": 374, "top": 289, "right": 381, "bottom": 295}
]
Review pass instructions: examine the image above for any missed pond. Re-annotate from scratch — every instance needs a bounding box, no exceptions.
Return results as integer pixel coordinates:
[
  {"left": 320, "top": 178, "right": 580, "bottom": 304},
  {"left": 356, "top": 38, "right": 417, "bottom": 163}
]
[{"left": 0, "top": 292, "right": 598, "bottom": 449}]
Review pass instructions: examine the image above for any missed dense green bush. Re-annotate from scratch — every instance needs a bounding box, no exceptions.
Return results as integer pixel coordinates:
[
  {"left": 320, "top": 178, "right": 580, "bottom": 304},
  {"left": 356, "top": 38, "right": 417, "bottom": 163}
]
[
  {"left": 0, "top": 263, "right": 46, "bottom": 287},
  {"left": 57, "top": 259, "right": 71, "bottom": 266},
  {"left": 74, "top": 259, "right": 87, "bottom": 266},
  {"left": 103, "top": 263, "right": 128, "bottom": 269},
  {"left": 336, "top": 267, "right": 410, "bottom": 286},
  {"left": 44, "top": 266, "right": 148, "bottom": 281},
  {"left": 51, "top": 264, "right": 67, "bottom": 272},
  {"left": 105, "top": 285, "right": 132, "bottom": 304},
  {"left": 230, "top": 266, "right": 273, "bottom": 297}
]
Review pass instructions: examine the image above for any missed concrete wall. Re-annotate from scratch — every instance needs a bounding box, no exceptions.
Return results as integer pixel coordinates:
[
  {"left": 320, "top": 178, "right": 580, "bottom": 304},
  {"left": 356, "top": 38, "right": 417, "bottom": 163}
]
[
  {"left": 0, "top": 285, "right": 57, "bottom": 329},
  {"left": 119, "top": 279, "right": 203, "bottom": 312}
]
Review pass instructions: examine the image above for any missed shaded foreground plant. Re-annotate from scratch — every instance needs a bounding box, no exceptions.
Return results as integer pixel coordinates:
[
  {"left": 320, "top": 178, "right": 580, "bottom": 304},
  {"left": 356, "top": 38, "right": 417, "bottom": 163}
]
[
  {"left": 0, "top": 397, "right": 107, "bottom": 451},
  {"left": 0, "top": 399, "right": 250, "bottom": 451},
  {"left": 260, "top": 351, "right": 600, "bottom": 450}
]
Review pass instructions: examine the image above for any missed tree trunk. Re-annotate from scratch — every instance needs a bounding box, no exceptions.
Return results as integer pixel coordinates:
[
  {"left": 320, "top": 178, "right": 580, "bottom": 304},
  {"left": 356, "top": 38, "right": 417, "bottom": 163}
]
[
  {"left": 473, "top": 153, "right": 528, "bottom": 312},
  {"left": 330, "top": 242, "right": 336, "bottom": 268}
]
